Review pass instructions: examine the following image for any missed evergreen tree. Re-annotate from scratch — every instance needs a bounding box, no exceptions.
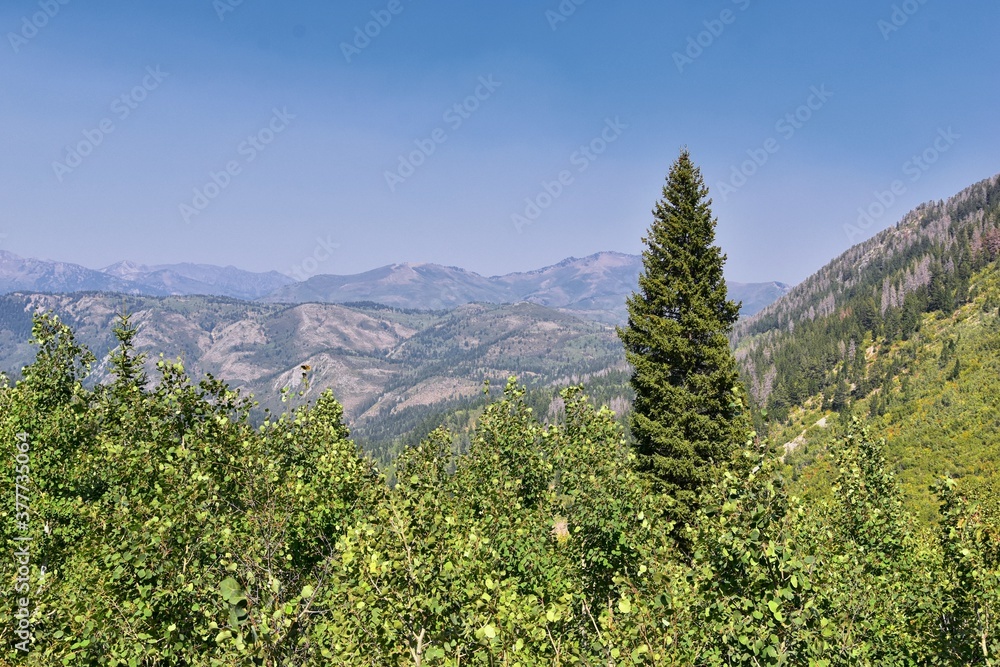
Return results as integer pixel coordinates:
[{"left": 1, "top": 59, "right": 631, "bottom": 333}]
[
  {"left": 831, "top": 376, "right": 851, "bottom": 413},
  {"left": 618, "top": 149, "right": 749, "bottom": 526}
]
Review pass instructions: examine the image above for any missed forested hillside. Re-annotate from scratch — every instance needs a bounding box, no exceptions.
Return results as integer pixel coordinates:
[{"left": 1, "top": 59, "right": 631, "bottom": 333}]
[
  {"left": 0, "top": 293, "right": 628, "bottom": 463},
  {"left": 733, "top": 174, "right": 1000, "bottom": 521},
  {"left": 772, "top": 261, "right": 1000, "bottom": 521},
  {"left": 736, "top": 174, "right": 1000, "bottom": 417}
]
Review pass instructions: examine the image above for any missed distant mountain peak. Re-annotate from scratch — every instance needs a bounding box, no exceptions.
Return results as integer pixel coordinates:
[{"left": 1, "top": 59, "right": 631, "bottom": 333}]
[
  {"left": 0, "top": 249, "right": 791, "bottom": 321},
  {"left": 101, "top": 260, "right": 149, "bottom": 279}
]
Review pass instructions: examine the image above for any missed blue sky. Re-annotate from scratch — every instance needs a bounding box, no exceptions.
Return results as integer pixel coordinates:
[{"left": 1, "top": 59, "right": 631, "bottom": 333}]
[{"left": 1, "top": 0, "right": 997, "bottom": 283}]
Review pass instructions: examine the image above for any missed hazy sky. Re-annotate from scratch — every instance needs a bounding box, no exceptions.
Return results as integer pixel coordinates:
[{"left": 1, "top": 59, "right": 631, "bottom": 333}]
[{"left": 1, "top": 1, "right": 997, "bottom": 283}]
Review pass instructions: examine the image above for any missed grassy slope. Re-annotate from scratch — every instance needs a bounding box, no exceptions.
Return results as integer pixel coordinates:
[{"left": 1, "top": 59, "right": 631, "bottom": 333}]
[{"left": 776, "top": 262, "right": 1000, "bottom": 522}]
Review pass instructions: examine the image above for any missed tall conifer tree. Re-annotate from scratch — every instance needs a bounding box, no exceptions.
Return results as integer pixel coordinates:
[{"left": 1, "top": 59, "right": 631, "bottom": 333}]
[{"left": 618, "top": 149, "right": 749, "bottom": 524}]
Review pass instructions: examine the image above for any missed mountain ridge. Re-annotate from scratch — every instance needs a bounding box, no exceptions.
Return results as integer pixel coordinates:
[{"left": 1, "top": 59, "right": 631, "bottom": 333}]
[
  {"left": 0, "top": 291, "right": 627, "bottom": 461},
  {"left": 262, "top": 251, "right": 792, "bottom": 320},
  {"left": 0, "top": 250, "right": 791, "bottom": 321}
]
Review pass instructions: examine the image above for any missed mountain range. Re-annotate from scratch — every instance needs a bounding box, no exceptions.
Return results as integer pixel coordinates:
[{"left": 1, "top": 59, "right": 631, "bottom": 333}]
[
  {"left": 0, "top": 248, "right": 788, "bottom": 459},
  {"left": 0, "top": 251, "right": 294, "bottom": 300},
  {"left": 0, "top": 250, "right": 790, "bottom": 321}
]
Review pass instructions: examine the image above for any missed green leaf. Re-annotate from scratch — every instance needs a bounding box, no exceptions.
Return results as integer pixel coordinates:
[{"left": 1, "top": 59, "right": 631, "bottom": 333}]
[{"left": 219, "top": 576, "right": 244, "bottom": 604}]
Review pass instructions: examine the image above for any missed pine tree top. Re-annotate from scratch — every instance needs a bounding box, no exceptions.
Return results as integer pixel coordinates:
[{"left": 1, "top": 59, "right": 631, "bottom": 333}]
[{"left": 629, "top": 149, "right": 740, "bottom": 333}]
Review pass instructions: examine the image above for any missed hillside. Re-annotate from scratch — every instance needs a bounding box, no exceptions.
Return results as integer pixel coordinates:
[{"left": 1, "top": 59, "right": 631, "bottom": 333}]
[
  {"left": 736, "top": 174, "right": 1000, "bottom": 414},
  {"left": 733, "top": 174, "right": 1000, "bottom": 517},
  {"left": 0, "top": 292, "right": 627, "bottom": 461},
  {"left": 773, "top": 261, "right": 1000, "bottom": 520}
]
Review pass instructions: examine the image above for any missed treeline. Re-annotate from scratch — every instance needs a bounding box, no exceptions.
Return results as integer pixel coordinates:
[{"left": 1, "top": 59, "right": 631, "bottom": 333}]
[{"left": 2, "top": 314, "right": 998, "bottom": 665}]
